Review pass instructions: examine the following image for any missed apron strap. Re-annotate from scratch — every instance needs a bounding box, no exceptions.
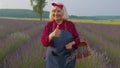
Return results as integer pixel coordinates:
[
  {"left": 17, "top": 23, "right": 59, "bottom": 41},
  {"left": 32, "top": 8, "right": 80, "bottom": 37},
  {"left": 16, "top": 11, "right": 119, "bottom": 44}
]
[{"left": 64, "top": 22, "right": 67, "bottom": 30}]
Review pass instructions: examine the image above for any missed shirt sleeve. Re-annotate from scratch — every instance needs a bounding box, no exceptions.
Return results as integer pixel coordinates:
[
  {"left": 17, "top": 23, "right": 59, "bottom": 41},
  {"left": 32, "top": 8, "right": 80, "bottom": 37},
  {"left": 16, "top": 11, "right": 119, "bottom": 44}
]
[
  {"left": 40, "top": 22, "right": 53, "bottom": 47},
  {"left": 70, "top": 22, "right": 80, "bottom": 49}
]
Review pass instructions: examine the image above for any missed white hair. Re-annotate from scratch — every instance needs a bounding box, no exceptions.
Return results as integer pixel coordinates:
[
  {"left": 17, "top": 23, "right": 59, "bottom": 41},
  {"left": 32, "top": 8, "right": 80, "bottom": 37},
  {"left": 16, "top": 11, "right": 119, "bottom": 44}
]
[{"left": 49, "top": 3, "right": 69, "bottom": 21}]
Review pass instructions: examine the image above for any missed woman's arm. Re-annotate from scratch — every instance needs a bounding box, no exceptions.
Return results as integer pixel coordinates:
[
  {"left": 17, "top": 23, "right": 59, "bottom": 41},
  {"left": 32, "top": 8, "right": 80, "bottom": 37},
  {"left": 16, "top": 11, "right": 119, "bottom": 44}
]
[
  {"left": 70, "top": 22, "right": 80, "bottom": 49},
  {"left": 41, "top": 23, "right": 53, "bottom": 47},
  {"left": 65, "top": 21, "right": 80, "bottom": 49}
]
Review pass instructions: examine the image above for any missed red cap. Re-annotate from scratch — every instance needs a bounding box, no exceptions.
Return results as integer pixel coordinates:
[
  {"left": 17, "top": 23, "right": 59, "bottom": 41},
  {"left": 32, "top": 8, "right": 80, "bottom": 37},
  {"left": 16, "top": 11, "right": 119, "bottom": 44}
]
[{"left": 52, "top": 3, "right": 64, "bottom": 9}]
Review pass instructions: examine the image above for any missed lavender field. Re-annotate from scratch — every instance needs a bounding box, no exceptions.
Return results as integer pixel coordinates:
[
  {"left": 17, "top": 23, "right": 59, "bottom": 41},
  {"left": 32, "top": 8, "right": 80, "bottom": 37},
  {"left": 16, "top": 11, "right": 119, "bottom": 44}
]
[{"left": 0, "top": 18, "right": 120, "bottom": 68}]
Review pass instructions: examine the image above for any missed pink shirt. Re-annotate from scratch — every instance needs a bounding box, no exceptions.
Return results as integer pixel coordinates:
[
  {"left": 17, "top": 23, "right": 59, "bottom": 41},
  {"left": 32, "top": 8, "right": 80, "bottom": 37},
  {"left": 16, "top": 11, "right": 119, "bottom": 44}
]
[{"left": 41, "top": 19, "right": 80, "bottom": 49}]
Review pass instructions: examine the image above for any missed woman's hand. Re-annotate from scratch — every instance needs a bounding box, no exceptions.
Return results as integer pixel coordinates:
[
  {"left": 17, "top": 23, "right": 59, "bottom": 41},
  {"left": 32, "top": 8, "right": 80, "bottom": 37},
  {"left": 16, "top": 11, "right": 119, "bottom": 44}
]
[
  {"left": 49, "top": 25, "right": 61, "bottom": 41},
  {"left": 65, "top": 41, "right": 75, "bottom": 50}
]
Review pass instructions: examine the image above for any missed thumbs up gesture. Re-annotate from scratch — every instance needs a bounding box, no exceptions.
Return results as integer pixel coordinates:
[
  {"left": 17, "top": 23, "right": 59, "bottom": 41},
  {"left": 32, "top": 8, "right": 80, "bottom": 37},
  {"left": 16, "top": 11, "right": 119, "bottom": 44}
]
[
  {"left": 49, "top": 25, "right": 61, "bottom": 41},
  {"left": 53, "top": 25, "right": 61, "bottom": 37}
]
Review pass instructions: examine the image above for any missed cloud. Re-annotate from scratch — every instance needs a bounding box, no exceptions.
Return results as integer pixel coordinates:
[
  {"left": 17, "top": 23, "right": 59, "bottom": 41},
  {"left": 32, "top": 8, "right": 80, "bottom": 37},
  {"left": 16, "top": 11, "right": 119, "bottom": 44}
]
[{"left": 0, "top": 0, "right": 32, "bottom": 9}]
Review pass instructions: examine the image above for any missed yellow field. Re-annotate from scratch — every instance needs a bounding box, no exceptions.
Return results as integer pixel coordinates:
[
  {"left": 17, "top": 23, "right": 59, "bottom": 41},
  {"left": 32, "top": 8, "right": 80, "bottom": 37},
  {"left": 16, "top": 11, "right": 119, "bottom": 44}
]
[
  {"left": 70, "top": 19, "right": 120, "bottom": 25},
  {"left": 0, "top": 17, "right": 120, "bottom": 25}
]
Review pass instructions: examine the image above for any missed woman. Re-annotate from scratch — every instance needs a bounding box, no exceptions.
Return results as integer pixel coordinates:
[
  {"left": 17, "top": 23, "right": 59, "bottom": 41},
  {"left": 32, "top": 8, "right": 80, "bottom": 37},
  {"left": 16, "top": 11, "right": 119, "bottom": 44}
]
[{"left": 41, "top": 3, "right": 80, "bottom": 68}]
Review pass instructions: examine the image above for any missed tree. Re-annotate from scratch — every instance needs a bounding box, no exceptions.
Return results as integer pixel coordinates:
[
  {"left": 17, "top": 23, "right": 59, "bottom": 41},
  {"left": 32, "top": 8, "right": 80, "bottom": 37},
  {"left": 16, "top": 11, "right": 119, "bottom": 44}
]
[{"left": 30, "top": 0, "right": 46, "bottom": 21}]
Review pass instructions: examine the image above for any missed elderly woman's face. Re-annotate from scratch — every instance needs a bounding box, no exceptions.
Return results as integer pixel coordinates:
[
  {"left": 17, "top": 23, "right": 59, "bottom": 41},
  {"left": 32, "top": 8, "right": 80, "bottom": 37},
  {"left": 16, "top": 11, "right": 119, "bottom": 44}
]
[{"left": 52, "top": 7, "right": 64, "bottom": 21}]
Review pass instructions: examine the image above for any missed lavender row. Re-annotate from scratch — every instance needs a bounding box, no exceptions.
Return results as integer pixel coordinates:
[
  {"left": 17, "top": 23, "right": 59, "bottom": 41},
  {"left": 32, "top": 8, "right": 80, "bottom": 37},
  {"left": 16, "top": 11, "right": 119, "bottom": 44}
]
[
  {"left": 76, "top": 23, "right": 120, "bottom": 68},
  {"left": 2, "top": 22, "right": 111, "bottom": 68},
  {"left": 76, "top": 50, "right": 109, "bottom": 68},
  {"left": 0, "top": 23, "right": 42, "bottom": 64},
  {"left": 78, "top": 23, "right": 120, "bottom": 46},
  {"left": 0, "top": 19, "right": 40, "bottom": 39},
  {"left": 3, "top": 34, "right": 45, "bottom": 68},
  {"left": 1, "top": 19, "right": 119, "bottom": 68}
]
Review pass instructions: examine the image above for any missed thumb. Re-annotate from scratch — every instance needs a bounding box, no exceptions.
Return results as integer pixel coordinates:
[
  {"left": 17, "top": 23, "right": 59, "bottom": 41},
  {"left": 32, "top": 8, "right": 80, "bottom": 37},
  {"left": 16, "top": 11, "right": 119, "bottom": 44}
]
[
  {"left": 56, "top": 25, "right": 59, "bottom": 29},
  {"left": 55, "top": 25, "right": 59, "bottom": 31}
]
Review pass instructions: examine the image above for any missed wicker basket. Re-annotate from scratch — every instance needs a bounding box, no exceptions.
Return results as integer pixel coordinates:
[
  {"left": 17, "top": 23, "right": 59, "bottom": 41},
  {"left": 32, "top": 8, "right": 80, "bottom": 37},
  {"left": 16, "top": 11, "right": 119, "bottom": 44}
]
[{"left": 75, "top": 39, "right": 91, "bottom": 59}]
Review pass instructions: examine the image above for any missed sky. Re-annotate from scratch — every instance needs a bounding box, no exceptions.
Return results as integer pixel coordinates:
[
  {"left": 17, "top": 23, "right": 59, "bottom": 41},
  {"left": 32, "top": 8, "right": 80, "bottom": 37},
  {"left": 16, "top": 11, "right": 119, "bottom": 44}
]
[{"left": 0, "top": 0, "right": 120, "bottom": 16}]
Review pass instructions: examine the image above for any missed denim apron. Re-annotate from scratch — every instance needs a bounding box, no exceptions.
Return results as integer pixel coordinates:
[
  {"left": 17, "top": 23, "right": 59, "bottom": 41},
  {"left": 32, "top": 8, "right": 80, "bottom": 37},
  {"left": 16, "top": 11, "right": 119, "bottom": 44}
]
[{"left": 45, "top": 29, "right": 76, "bottom": 68}]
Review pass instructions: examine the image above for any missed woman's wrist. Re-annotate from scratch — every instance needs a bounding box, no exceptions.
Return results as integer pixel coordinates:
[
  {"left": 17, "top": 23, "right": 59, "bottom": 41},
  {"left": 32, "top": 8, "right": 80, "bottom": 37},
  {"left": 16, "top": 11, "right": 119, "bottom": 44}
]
[
  {"left": 71, "top": 41, "right": 75, "bottom": 45},
  {"left": 49, "top": 34, "right": 54, "bottom": 42}
]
